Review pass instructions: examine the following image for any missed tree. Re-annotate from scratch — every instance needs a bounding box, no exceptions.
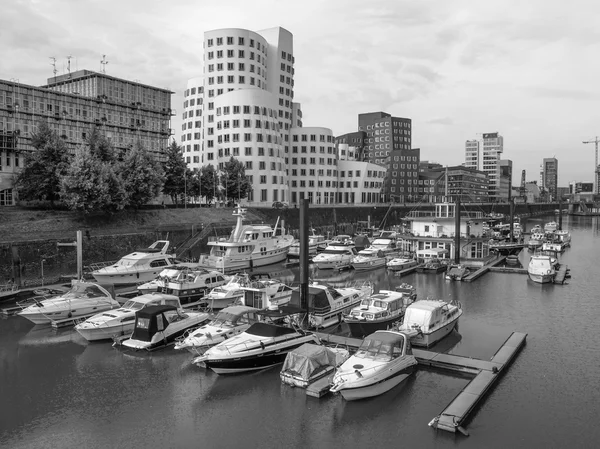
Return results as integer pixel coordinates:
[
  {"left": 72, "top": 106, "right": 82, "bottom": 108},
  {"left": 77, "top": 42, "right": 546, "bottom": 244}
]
[
  {"left": 60, "top": 146, "right": 127, "bottom": 214},
  {"left": 162, "top": 140, "right": 187, "bottom": 204},
  {"left": 222, "top": 157, "right": 252, "bottom": 203},
  {"left": 86, "top": 126, "right": 118, "bottom": 163},
  {"left": 120, "top": 141, "right": 164, "bottom": 208},
  {"left": 200, "top": 164, "right": 217, "bottom": 205},
  {"left": 14, "top": 123, "right": 71, "bottom": 206}
]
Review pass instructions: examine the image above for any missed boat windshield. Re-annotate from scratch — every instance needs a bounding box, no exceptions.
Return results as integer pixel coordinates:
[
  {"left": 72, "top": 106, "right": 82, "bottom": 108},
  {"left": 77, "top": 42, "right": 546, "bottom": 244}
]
[
  {"left": 122, "top": 300, "right": 146, "bottom": 311},
  {"left": 355, "top": 338, "right": 401, "bottom": 361},
  {"left": 359, "top": 299, "right": 371, "bottom": 307},
  {"left": 211, "top": 311, "right": 239, "bottom": 327},
  {"left": 64, "top": 284, "right": 106, "bottom": 299},
  {"left": 322, "top": 249, "right": 349, "bottom": 255},
  {"left": 211, "top": 287, "right": 228, "bottom": 294},
  {"left": 372, "top": 300, "right": 387, "bottom": 309}
]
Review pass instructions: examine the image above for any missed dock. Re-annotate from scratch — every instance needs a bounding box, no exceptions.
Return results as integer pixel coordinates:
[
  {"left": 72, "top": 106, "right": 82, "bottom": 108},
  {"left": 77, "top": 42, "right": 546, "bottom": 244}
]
[
  {"left": 489, "top": 266, "right": 527, "bottom": 274},
  {"left": 312, "top": 330, "right": 527, "bottom": 435},
  {"left": 463, "top": 257, "right": 506, "bottom": 282},
  {"left": 553, "top": 265, "right": 570, "bottom": 284},
  {"left": 1, "top": 305, "right": 22, "bottom": 317},
  {"left": 390, "top": 264, "right": 422, "bottom": 277}
]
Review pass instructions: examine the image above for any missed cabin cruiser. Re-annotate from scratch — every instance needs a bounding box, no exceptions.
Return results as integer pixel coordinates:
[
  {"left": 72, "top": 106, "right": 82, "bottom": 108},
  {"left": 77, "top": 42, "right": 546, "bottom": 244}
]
[
  {"left": 149, "top": 267, "right": 229, "bottom": 308},
  {"left": 344, "top": 289, "right": 415, "bottom": 338},
  {"left": 195, "top": 320, "right": 319, "bottom": 374},
  {"left": 288, "top": 281, "right": 373, "bottom": 329},
  {"left": 175, "top": 306, "right": 260, "bottom": 356},
  {"left": 544, "top": 222, "right": 558, "bottom": 233},
  {"left": 528, "top": 232, "right": 545, "bottom": 250},
  {"left": 91, "top": 241, "right": 178, "bottom": 285},
  {"left": 198, "top": 205, "right": 294, "bottom": 273},
  {"left": 75, "top": 293, "right": 184, "bottom": 341},
  {"left": 203, "top": 272, "right": 253, "bottom": 309},
  {"left": 280, "top": 344, "right": 350, "bottom": 388},
  {"left": 386, "top": 258, "right": 418, "bottom": 272},
  {"left": 398, "top": 299, "right": 462, "bottom": 347},
  {"left": 312, "top": 245, "right": 357, "bottom": 270},
  {"left": 527, "top": 255, "right": 557, "bottom": 284},
  {"left": 351, "top": 248, "right": 387, "bottom": 271},
  {"left": 17, "top": 282, "right": 120, "bottom": 326},
  {"left": 240, "top": 273, "right": 295, "bottom": 310},
  {"left": 288, "top": 231, "right": 331, "bottom": 258},
  {"left": 445, "top": 264, "right": 470, "bottom": 281},
  {"left": 330, "top": 330, "right": 418, "bottom": 400},
  {"left": 120, "top": 305, "right": 210, "bottom": 351}
]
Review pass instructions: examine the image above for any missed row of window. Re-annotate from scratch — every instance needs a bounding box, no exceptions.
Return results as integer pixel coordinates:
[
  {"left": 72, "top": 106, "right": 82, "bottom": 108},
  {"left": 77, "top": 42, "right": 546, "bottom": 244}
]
[
  {"left": 291, "top": 146, "right": 335, "bottom": 154},
  {"left": 207, "top": 50, "right": 266, "bottom": 66},
  {"left": 216, "top": 119, "right": 279, "bottom": 131},
  {"left": 207, "top": 75, "right": 261, "bottom": 87},
  {"left": 207, "top": 62, "right": 264, "bottom": 75},
  {"left": 292, "top": 134, "right": 333, "bottom": 143},
  {"left": 207, "top": 36, "right": 267, "bottom": 53}
]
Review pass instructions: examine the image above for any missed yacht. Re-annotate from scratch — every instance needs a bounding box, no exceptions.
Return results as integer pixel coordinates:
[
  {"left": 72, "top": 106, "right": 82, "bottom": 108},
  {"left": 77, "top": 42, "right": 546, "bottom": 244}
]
[
  {"left": 289, "top": 281, "right": 373, "bottom": 329},
  {"left": 152, "top": 266, "right": 229, "bottom": 307},
  {"left": 203, "top": 272, "right": 253, "bottom": 309},
  {"left": 312, "top": 245, "right": 357, "bottom": 270},
  {"left": 239, "top": 273, "right": 295, "bottom": 310},
  {"left": 288, "top": 231, "right": 331, "bottom": 258},
  {"left": 91, "top": 241, "right": 178, "bottom": 285},
  {"left": 528, "top": 232, "right": 545, "bottom": 250},
  {"left": 198, "top": 205, "right": 294, "bottom": 273},
  {"left": 194, "top": 321, "right": 319, "bottom": 374},
  {"left": 330, "top": 330, "right": 418, "bottom": 400},
  {"left": 544, "top": 222, "right": 558, "bottom": 233},
  {"left": 398, "top": 299, "right": 462, "bottom": 347},
  {"left": 351, "top": 248, "right": 387, "bottom": 271},
  {"left": 17, "top": 282, "right": 120, "bottom": 326},
  {"left": 175, "top": 305, "right": 260, "bottom": 355},
  {"left": 527, "top": 255, "right": 556, "bottom": 284},
  {"left": 119, "top": 305, "right": 210, "bottom": 351},
  {"left": 386, "top": 258, "right": 418, "bottom": 272},
  {"left": 75, "top": 293, "right": 184, "bottom": 342},
  {"left": 344, "top": 289, "right": 415, "bottom": 338}
]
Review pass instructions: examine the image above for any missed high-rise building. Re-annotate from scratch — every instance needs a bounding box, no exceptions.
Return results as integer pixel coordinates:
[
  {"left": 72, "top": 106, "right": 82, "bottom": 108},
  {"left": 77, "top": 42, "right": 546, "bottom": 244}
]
[
  {"left": 464, "top": 139, "right": 480, "bottom": 170},
  {"left": 465, "top": 132, "right": 504, "bottom": 200},
  {"left": 498, "top": 159, "right": 513, "bottom": 201},
  {"left": 541, "top": 157, "right": 558, "bottom": 201},
  {"left": 388, "top": 148, "right": 420, "bottom": 202},
  {"left": 1, "top": 72, "right": 173, "bottom": 206}
]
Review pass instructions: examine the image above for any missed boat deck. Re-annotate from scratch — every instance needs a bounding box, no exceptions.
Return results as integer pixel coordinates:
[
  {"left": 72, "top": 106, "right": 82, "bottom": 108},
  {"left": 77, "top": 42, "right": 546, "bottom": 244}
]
[{"left": 312, "top": 330, "right": 527, "bottom": 435}]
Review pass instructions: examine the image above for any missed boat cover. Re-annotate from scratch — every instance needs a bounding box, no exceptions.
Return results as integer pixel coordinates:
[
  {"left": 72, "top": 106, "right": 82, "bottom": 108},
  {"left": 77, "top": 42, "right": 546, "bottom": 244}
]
[
  {"left": 245, "top": 322, "right": 298, "bottom": 337},
  {"left": 281, "top": 343, "right": 345, "bottom": 380},
  {"left": 131, "top": 305, "right": 177, "bottom": 342},
  {"left": 289, "top": 287, "right": 330, "bottom": 311}
]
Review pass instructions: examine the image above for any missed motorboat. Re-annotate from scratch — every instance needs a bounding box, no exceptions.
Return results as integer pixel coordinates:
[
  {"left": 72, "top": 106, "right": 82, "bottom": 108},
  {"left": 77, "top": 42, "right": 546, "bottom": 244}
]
[
  {"left": 194, "top": 321, "right": 319, "bottom": 374},
  {"left": 75, "top": 293, "right": 185, "bottom": 342},
  {"left": 527, "top": 255, "right": 556, "bottom": 284},
  {"left": 415, "top": 259, "right": 447, "bottom": 273},
  {"left": 544, "top": 222, "right": 558, "bottom": 233},
  {"left": 541, "top": 241, "right": 564, "bottom": 253},
  {"left": 312, "top": 245, "right": 357, "bottom": 270},
  {"left": 203, "top": 272, "right": 253, "bottom": 309},
  {"left": 280, "top": 343, "right": 350, "bottom": 388},
  {"left": 488, "top": 241, "right": 526, "bottom": 256},
  {"left": 445, "top": 264, "right": 470, "bottom": 281},
  {"left": 288, "top": 230, "right": 331, "bottom": 258},
  {"left": 395, "top": 283, "right": 417, "bottom": 301},
  {"left": 288, "top": 281, "right": 373, "bottom": 329},
  {"left": 329, "top": 235, "right": 355, "bottom": 247},
  {"left": 528, "top": 232, "right": 545, "bottom": 250},
  {"left": 330, "top": 330, "right": 418, "bottom": 400},
  {"left": 136, "top": 264, "right": 205, "bottom": 294},
  {"left": 351, "top": 248, "right": 387, "bottom": 271},
  {"left": 555, "top": 230, "right": 571, "bottom": 248},
  {"left": 17, "top": 282, "right": 120, "bottom": 326},
  {"left": 120, "top": 305, "right": 210, "bottom": 351},
  {"left": 239, "top": 273, "right": 295, "bottom": 310},
  {"left": 344, "top": 289, "right": 416, "bottom": 338},
  {"left": 398, "top": 299, "right": 462, "bottom": 348},
  {"left": 151, "top": 266, "right": 229, "bottom": 308},
  {"left": 386, "top": 258, "right": 418, "bottom": 272},
  {"left": 0, "top": 285, "right": 65, "bottom": 305},
  {"left": 91, "top": 240, "right": 178, "bottom": 285},
  {"left": 198, "top": 205, "right": 294, "bottom": 273},
  {"left": 174, "top": 305, "right": 260, "bottom": 355},
  {"left": 530, "top": 224, "right": 543, "bottom": 233}
]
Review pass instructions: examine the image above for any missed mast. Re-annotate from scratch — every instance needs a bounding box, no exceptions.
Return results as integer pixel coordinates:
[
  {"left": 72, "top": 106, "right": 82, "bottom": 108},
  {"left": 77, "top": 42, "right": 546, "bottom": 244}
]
[
  {"left": 299, "top": 199, "right": 310, "bottom": 328},
  {"left": 454, "top": 198, "right": 460, "bottom": 264}
]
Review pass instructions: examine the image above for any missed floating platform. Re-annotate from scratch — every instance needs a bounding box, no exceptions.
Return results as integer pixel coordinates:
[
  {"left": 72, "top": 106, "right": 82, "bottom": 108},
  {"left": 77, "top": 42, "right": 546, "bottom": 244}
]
[
  {"left": 554, "top": 265, "right": 570, "bottom": 284},
  {"left": 390, "top": 264, "right": 421, "bottom": 277},
  {"left": 463, "top": 257, "right": 506, "bottom": 282},
  {"left": 489, "top": 266, "right": 527, "bottom": 274},
  {"left": 0, "top": 305, "right": 22, "bottom": 317},
  {"left": 313, "top": 330, "right": 527, "bottom": 435},
  {"left": 306, "top": 373, "right": 336, "bottom": 398}
]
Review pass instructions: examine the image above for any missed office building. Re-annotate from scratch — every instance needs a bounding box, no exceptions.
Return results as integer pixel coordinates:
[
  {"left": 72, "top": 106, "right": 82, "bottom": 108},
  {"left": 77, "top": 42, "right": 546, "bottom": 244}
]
[
  {"left": 464, "top": 132, "right": 504, "bottom": 200},
  {"left": 541, "top": 157, "right": 558, "bottom": 201},
  {"left": 388, "top": 148, "right": 420, "bottom": 202},
  {"left": 498, "top": 159, "right": 513, "bottom": 201}
]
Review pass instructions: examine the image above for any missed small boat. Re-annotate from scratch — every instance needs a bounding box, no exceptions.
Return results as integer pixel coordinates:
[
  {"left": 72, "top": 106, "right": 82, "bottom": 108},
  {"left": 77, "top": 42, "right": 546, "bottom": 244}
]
[
  {"left": 288, "top": 230, "right": 331, "bottom": 258},
  {"left": 120, "top": 305, "right": 210, "bottom": 351},
  {"left": 528, "top": 232, "right": 545, "bottom": 250},
  {"left": 344, "top": 288, "right": 415, "bottom": 338},
  {"left": 75, "top": 293, "right": 184, "bottom": 342},
  {"left": 527, "top": 255, "right": 556, "bottom": 284},
  {"left": 416, "top": 259, "right": 447, "bottom": 273},
  {"left": 91, "top": 240, "right": 178, "bottom": 285},
  {"left": 386, "top": 258, "right": 418, "bottom": 272},
  {"left": 17, "top": 282, "right": 120, "bottom": 325},
  {"left": 555, "top": 230, "right": 571, "bottom": 248},
  {"left": 239, "top": 273, "right": 295, "bottom": 310},
  {"left": 288, "top": 281, "right": 373, "bottom": 329},
  {"left": 398, "top": 299, "right": 462, "bottom": 347},
  {"left": 445, "top": 264, "right": 470, "bottom": 281},
  {"left": 194, "top": 321, "right": 319, "bottom": 374},
  {"left": 351, "top": 248, "right": 387, "bottom": 271},
  {"left": 175, "top": 305, "right": 260, "bottom": 355},
  {"left": 330, "top": 330, "right": 418, "bottom": 400},
  {"left": 506, "top": 254, "right": 520, "bottom": 265},
  {"left": 280, "top": 343, "right": 350, "bottom": 388},
  {"left": 312, "top": 245, "right": 357, "bottom": 270},
  {"left": 530, "top": 224, "right": 543, "bottom": 233},
  {"left": 203, "top": 272, "right": 253, "bottom": 309},
  {"left": 544, "top": 222, "right": 558, "bottom": 233},
  {"left": 541, "top": 241, "right": 563, "bottom": 253},
  {"left": 329, "top": 235, "right": 355, "bottom": 247},
  {"left": 488, "top": 241, "right": 526, "bottom": 256},
  {"left": 198, "top": 205, "right": 294, "bottom": 272}
]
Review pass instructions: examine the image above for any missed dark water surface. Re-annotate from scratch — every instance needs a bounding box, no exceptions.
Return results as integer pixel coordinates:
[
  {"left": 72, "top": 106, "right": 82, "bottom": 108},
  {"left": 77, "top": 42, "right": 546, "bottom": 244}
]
[{"left": 2, "top": 215, "right": 600, "bottom": 449}]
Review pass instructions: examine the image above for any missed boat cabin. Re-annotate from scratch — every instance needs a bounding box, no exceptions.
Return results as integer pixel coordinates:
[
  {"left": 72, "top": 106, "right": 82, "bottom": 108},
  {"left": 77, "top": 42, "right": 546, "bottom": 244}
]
[
  {"left": 348, "top": 291, "right": 409, "bottom": 321},
  {"left": 403, "top": 301, "right": 460, "bottom": 332}
]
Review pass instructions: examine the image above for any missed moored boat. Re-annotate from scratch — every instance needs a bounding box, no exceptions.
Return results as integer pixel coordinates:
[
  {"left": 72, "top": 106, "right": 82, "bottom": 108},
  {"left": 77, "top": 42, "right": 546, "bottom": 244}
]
[
  {"left": 288, "top": 230, "right": 331, "bottom": 258},
  {"left": 154, "top": 267, "right": 229, "bottom": 308},
  {"left": 397, "top": 299, "right": 462, "bottom": 347},
  {"left": 312, "top": 245, "right": 357, "bottom": 270},
  {"left": 527, "top": 255, "right": 556, "bottom": 284},
  {"left": 544, "top": 221, "right": 558, "bottom": 233},
  {"left": 445, "top": 264, "right": 470, "bottom": 281},
  {"left": 203, "top": 272, "right": 253, "bottom": 309},
  {"left": 280, "top": 343, "right": 350, "bottom": 388},
  {"left": 416, "top": 259, "right": 447, "bottom": 273},
  {"left": 240, "top": 273, "right": 295, "bottom": 310},
  {"left": 528, "top": 232, "right": 545, "bottom": 250},
  {"left": 386, "top": 258, "right": 418, "bottom": 272},
  {"left": 351, "top": 248, "right": 387, "bottom": 271}
]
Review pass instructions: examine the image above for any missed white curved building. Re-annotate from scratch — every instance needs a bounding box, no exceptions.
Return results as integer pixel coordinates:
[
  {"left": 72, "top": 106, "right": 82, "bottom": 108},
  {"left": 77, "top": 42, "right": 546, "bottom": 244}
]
[{"left": 181, "top": 76, "right": 204, "bottom": 171}]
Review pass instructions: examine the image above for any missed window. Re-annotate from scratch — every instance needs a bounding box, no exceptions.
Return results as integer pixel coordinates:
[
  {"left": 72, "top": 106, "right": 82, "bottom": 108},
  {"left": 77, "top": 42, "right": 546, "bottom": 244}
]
[
  {"left": 238, "top": 37, "right": 245, "bottom": 45},
  {"left": 245, "top": 161, "right": 252, "bottom": 169},
  {"left": 207, "top": 38, "right": 214, "bottom": 47},
  {"left": 227, "top": 36, "right": 233, "bottom": 45}
]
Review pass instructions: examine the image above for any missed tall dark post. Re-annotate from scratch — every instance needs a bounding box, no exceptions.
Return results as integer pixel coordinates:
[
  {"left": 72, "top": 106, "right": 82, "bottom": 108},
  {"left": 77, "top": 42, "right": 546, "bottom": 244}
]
[
  {"left": 558, "top": 197, "right": 563, "bottom": 230},
  {"left": 454, "top": 199, "right": 461, "bottom": 264},
  {"left": 509, "top": 198, "right": 515, "bottom": 242},
  {"left": 299, "top": 199, "right": 310, "bottom": 325}
]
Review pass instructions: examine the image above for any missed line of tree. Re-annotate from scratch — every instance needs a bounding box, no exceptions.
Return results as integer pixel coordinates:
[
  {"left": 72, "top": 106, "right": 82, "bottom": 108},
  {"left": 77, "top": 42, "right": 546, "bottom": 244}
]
[{"left": 14, "top": 123, "right": 252, "bottom": 213}]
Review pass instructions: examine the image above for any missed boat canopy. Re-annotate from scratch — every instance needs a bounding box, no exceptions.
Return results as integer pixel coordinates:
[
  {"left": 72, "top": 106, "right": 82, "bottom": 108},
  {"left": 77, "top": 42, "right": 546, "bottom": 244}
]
[
  {"left": 356, "top": 331, "right": 410, "bottom": 359},
  {"left": 131, "top": 305, "right": 177, "bottom": 342},
  {"left": 245, "top": 322, "right": 298, "bottom": 338},
  {"left": 403, "top": 301, "right": 448, "bottom": 328},
  {"left": 281, "top": 343, "right": 342, "bottom": 381},
  {"left": 289, "top": 286, "right": 331, "bottom": 312}
]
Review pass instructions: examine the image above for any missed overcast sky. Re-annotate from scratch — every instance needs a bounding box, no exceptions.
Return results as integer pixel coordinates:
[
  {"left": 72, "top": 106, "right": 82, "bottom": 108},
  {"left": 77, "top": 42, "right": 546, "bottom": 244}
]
[{"left": 2, "top": 0, "right": 599, "bottom": 186}]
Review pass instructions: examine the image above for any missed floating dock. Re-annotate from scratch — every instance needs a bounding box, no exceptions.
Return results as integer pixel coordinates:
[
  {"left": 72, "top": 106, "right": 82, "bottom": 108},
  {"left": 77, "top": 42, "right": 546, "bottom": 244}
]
[
  {"left": 390, "top": 264, "right": 422, "bottom": 277},
  {"left": 553, "top": 265, "right": 570, "bottom": 284},
  {"left": 463, "top": 257, "right": 507, "bottom": 282},
  {"left": 312, "top": 330, "right": 527, "bottom": 435}
]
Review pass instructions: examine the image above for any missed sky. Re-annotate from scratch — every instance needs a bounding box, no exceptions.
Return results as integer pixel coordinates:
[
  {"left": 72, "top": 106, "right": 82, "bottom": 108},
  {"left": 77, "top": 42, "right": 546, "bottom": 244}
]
[{"left": 2, "top": 0, "right": 599, "bottom": 186}]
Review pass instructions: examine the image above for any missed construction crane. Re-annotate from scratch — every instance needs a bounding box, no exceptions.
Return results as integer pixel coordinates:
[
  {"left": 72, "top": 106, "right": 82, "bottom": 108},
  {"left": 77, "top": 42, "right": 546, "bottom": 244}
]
[
  {"left": 582, "top": 136, "right": 600, "bottom": 194},
  {"left": 520, "top": 170, "right": 527, "bottom": 199}
]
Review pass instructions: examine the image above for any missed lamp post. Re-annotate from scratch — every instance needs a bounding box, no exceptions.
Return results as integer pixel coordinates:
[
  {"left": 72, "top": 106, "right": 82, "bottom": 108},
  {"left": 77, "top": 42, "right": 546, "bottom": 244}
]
[
  {"left": 184, "top": 170, "right": 187, "bottom": 209},
  {"left": 238, "top": 172, "right": 241, "bottom": 205},
  {"left": 41, "top": 259, "right": 46, "bottom": 287}
]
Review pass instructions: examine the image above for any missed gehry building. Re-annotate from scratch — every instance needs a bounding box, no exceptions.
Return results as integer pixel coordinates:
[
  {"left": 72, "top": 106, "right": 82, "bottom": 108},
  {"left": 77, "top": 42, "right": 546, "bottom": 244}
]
[{"left": 181, "top": 27, "right": 385, "bottom": 206}]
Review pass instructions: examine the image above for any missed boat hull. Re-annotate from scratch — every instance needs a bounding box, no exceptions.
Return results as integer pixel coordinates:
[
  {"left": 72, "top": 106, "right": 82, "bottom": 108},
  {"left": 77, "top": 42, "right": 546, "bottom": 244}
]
[
  {"left": 387, "top": 261, "right": 417, "bottom": 272},
  {"left": 352, "top": 259, "right": 386, "bottom": 271},
  {"left": 18, "top": 305, "right": 116, "bottom": 326},
  {"left": 92, "top": 269, "right": 166, "bottom": 286},
  {"left": 314, "top": 257, "right": 353, "bottom": 270},
  {"left": 409, "top": 315, "right": 460, "bottom": 348},
  {"left": 338, "top": 366, "right": 415, "bottom": 401},
  {"left": 345, "top": 314, "right": 403, "bottom": 339},
  {"left": 528, "top": 272, "right": 555, "bottom": 284},
  {"left": 200, "top": 249, "right": 290, "bottom": 273}
]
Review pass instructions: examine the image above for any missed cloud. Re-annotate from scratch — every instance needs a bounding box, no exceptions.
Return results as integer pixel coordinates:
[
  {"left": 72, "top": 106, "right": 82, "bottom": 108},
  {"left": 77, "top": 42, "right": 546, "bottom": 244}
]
[
  {"left": 526, "top": 87, "right": 600, "bottom": 101},
  {"left": 427, "top": 117, "right": 454, "bottom": 126}
]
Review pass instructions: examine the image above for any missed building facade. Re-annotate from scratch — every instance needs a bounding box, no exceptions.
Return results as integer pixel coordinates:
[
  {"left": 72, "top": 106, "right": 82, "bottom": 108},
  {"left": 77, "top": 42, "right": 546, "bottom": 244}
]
[
  {"left": 541, "top": 157, "right": 558, "bottom": 201},
  {"left": 1, "top": 72, "right": 173, "bottom": 206},
  {"left": 388, "top": 148, "right": 420, "bottom": 202},
  {"left": 465, "top": 132, "right": 504, "bottom": 200},
  {"left": 335, "top": 131, "right": 365, "bottom": 161},
  {"left": 498, "top": 159, "right": 513, "bottom": 201},
  {"left": 433, "top": 165, "right": 489, "bottom": 203}
]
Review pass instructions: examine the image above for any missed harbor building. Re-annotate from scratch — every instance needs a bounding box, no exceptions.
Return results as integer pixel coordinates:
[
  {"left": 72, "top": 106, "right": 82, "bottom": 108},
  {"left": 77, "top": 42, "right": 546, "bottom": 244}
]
[
  {"left": 0, "top": 72, "right": 173, "bottom": 206},
  {"left": 464, "top": 132, "right": 504, "bottom": 200},
  {"left": 541, "top": 157, "right": 558, "bottom": 201}
]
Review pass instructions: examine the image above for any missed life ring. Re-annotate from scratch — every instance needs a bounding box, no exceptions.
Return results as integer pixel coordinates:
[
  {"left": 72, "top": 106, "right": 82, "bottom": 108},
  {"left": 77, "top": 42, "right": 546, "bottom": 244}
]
[{"left": 546, "top": 270, "right": 551, "bottom": 274}]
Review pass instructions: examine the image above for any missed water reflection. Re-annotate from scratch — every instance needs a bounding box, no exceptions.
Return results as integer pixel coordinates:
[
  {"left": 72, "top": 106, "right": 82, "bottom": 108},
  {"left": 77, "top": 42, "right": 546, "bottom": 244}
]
[{"left": 19, "top": 325, "right": 86, "bottom": 347}]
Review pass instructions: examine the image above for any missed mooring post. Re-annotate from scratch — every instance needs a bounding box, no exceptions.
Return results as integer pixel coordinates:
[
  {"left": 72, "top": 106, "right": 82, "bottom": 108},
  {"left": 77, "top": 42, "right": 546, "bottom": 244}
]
[
  {"left": 299, "top": 199, "right": 310, "bottom": 327},
  {"left": 558, "top": 198, "right": 563, "bottom": 230},
  {"left": 454, "top": 199, "right": 461, "bottom": 264},
  {"left": 77, "top": 230, "right": 83, "bottom": 280}
]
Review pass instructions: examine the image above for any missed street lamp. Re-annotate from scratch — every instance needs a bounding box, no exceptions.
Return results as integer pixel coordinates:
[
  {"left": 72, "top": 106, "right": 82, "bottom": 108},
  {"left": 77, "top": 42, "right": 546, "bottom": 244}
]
[{"left": 41, "top": 259, "right": 46, "bottom": 287}]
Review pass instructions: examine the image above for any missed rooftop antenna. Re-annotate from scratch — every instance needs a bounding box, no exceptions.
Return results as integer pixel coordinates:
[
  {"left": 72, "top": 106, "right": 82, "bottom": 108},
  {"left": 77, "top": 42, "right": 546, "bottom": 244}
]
[
  {"left": 50, "top": 57, "right": 57, "bottom": 81},
  {"left": 100, "top": 55, "right": 109, "bottom": 74},
  {"left": 67, "top": 55, "right": 72, "bottom": 77}
]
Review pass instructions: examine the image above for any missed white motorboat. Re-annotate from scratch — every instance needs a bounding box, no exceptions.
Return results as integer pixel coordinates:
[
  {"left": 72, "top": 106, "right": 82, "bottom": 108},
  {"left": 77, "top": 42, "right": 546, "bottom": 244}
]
[
  {"left": 528, "top": 232, "right": 545, "bottom": 250},
  {"left": 17, "top": 282, "right": 120, "bottom": 326},
  {"left": 239, "top": 273, "right": 295, "bottom": 310},
  {"left": 555, "top": 230, "right": 571, "bottom": 248},
  {"left": 398, "top": 299, "right": 462, "bottom": 348},
  {"left": 195, "top": 321, "right": 319, "bottom": 374},
  {"left": 329, "top": 235, "right": 355, "bottom": 247},
  {"left": 174, "top": 305, "right": 260, "bottom": 355},
  {"left": 136, "top": 264, "right": 203, "bottom": 294},
  {"left": 386, "top": 258, "right": 418, "bottom": 272},
  {"left": 75, "top": 293, "right": 184, "bottom": 342},
  {"left": 120, "top": 305, "right": 210, "bottom": 351},
  {"left": 344, "top": 288, "right": 416, "bottom": 338},
  {"left": 351, "top": 248, "right": 387, "bottom": 271},
  {"left": 312, "top": 245, "right": 357, "bottom": 270},
  {"left": 280, "top": 343, "right": 350, "bottom": 388},
  {"left": 527, "top": 255, "right": 556, "bottom": 284},
  {"left": 91, "top": 240, "right": 178, "bottom": 285},
  {"left": 445, "top": 264, "right": 470, "bottom": 281},
  {"left": 544, "top": 222, "right": 558, "bottom": 233},
  {"left": 288, "top": 231, "right": 331, "bottom": 258},
  {"left": 288, "top": 281, "right": 373, "bottom": 329},
  {"left": 203, "top": 272, "right": 253, "bottom": 309},
  {"left": 198, "top": 205, "right": 294, "bottom": 272},
  {"left": 330, "top": 330, "right": 418, "bottom": 400},
  {"left": 152, "top": 266, "right": 229, "bottom": 308}
]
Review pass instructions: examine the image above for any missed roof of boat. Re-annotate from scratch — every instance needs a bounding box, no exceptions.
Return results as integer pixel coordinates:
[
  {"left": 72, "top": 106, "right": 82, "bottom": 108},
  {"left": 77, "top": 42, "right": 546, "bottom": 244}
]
[
  {"left": 245, "top": 322, "right": 298, "bottom": 337},
  {"left": 368, "top": 290, "right": 404, "bottom": 302},
  {"left": 133, "top": 293, "right": 180, "bottom": 303},
  {"left": 408, "top": 300, "right": 452, "bottom": 312},
  {"left": 365, "top": 330, "right": 406, "bottom": 344},
  {"left": 219, "top": 305, "right": 259, "bottom": 315},
  {"left": 136, "top": 304, "right": 177, "bottom": 318}
]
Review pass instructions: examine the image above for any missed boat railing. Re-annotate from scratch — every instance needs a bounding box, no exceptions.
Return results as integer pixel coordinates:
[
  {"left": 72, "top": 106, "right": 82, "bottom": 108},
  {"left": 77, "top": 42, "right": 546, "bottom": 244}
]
[
  {"left": 0, "top": 284, "right": 18, "bottom": 294},
  {"left": 15, "top": 294, "right": 65, "bottom": 310},
  {"left": 87, "top": 260, "right": 119, "bottom": 271}
]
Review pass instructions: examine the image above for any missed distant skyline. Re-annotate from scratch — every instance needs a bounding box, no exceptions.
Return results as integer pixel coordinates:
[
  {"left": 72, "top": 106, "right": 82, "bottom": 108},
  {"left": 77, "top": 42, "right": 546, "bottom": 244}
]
[{"left": 2, "top": 0, "right": 599, "bottom": 185}]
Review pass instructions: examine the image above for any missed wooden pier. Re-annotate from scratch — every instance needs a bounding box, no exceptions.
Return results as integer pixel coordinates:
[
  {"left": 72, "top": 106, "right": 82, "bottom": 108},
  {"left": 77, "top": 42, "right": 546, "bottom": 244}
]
[
  {"left": 312, "top": 330, "right": 527, "bottom": 435},
  {"left": 489, "top": 266, "right": 527, "bottom": 274},
  {"left": 390, "top": 264, "right": 422, "bottom": 277},
  {"left": 463, "top": 257, "right": 506, "bottom": 282}
]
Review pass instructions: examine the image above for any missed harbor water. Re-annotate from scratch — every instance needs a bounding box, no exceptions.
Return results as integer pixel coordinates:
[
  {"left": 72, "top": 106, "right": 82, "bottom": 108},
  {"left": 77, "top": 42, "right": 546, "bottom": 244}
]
[{"left": 1, "top": 215, "right": 600, "bottom": 448}]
